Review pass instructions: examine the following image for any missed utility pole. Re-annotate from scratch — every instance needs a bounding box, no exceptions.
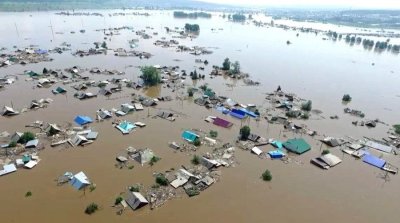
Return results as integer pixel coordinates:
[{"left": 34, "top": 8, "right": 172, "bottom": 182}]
[{"left": 14, "top": 23, "right": 19, "bottom": 38}]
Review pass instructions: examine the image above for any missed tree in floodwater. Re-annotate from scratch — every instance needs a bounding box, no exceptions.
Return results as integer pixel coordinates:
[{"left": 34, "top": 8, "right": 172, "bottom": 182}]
[
  {"left": 141, "top": 66, "right": 161, "bottom": 86},
  {"left": 222, "top": 58, "right": 231, "bottom": 70}
]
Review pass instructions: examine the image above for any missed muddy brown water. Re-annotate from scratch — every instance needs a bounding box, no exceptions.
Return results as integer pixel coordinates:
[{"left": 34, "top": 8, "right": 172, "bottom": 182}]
[{"left": 1, "top": 10, "right": 400, "bottom": 223}]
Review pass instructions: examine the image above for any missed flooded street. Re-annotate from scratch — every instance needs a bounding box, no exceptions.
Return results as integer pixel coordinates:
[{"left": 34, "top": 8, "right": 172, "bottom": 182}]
[{"left": 1, "top": 10, "right": 400, "bottom": 223}]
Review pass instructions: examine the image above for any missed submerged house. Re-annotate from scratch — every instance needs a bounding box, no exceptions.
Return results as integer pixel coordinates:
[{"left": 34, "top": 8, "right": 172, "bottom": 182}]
[
  {"left": 170, "top": 169, "right": 198, "bottom": 188},
  {"left": 364, "top": 141, "right": 393, "bottom": 154},
  {"left": 70, "top": 135, "right": 90, "bottom": 146},
  {"left": 134, "top": 103, "right": 144, "bottom": 111},
  {"left": 25, "top": 139, "right": 39, "bottom": 148},
  {"left": 268, "top": 150, "right": 286, "bottom": 159},
  {"left": 52, "top": 86, "right": 67, "bottom": 94},
  {"left": 97, "top": 109, "right": 112, "bottom": 119},
  {"left": 132, "top": 148, "right": 155, "bottom": 165},
  {"left": 230, "top": 108, "right": 246, "bottom": 119},
  {"left": 322, "top": 137, "right": 340, "bottom": 147},
  {"left": 2, "top": 106, "right": 19, "bottom": 116},
  {"left": 283, "top": 138, "right": 311, "bottom": 154},
  {"left": 121, "top": 103, "right": 135, "bottom": 114},
  {"left": 74, "top": 115, "right": 93, "bottom": 126},
  {"left": 10, "top": 132, "right": 23, "bottom": 143},
  {"left": 0, "top": 164, "right": 17, "bottom": 176},
  {"left": 311, "top": 153, "right": 342, "bottom": 169},
  {"left": 116, "top": 121, "right": 136, "bottom": 134},
  {"left": 45, "top": 124, "right": 61, "bottom": 136},
  {"left": 77, "top": 92, "right": 97, "bottom": 100},
  {"left": 126, "top": 192, "right": 149, "bottom": 210},
  {"left": 70, "top": 171, "right": 91, "bottom": 190},
  {"left": 213, "top": 117, "right": 233, "bottom": 128},
  {"left": 182, "top": 131, "right": 199, "bottom": 143},
  {"left": 98, "top": 88, "right": 113, "bottom": 96},
  {"left": 157, "top": 111, "right": 175, "bottom": 121},
  {"left": 362, "top": 154, "right": 386, "bottom": 169}
]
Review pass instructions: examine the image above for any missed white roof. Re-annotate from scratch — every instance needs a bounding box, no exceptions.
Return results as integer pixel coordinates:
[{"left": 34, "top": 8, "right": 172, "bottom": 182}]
[
  {"left": 365, "top": 141, "right": 393, "bottom": 153},
  {"left": 251, "top": 147, "right": 263, "bottom": 156},
  {"left": 0, "top": 164, "right": 17, "bottom": 176},
  {"left": 132, "top": 192, "right": 148, "bottom": 203},
  {"left": 134, "top": 122, "right": 146, "bottom": 127},
  {"left": 320, "top": 154, "right": 342, "bottom": 167},
  {"left": 134, "top": 103, "right": 143, "bottom": 110},
  {"left": 170, "top": 177, "right": 188, "bottom": 188},
  {"left": 24, "top": 160, "right": 38, "bottom": 169},
  {"left": 74, "top": 171, "right": 90, "bottom": 185}
]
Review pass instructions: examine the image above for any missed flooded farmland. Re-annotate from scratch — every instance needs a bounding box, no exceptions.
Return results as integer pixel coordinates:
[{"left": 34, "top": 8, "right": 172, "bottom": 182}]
[{"left": 1, "top": 10, "right": 400, "bottom": 223}]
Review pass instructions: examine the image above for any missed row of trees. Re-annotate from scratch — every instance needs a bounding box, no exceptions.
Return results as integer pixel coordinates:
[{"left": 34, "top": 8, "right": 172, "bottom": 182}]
[
  {"left": 174, "top": 11, "right": 211, "bottom": 19},
  {"left": 184, "top": 23, "right": 200, "bottom": 32},
  {"left": 328, "top": 32, "right": 400, "bottom": 53}
]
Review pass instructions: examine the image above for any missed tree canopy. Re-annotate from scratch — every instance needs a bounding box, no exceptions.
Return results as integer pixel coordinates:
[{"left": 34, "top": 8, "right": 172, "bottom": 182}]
[
  {"left": 174, "top": 11, "right": 211, "bottom": 19},
  {"left": 240, "top": 126, "right": 251, "bottom": 140},
  {"left": 222, "top": 58, "right": 231, "bottom": 70},
  {"left": 185, "top": 23, "right": 200, "bottom": 32},
  {"left": 231, "top": 61, "right": 240, "bottom": 75},
  {"left": 232, "top": 14, "right": 246, "bottom": 21},
  {"left": 141, "top": 66, "right": 161, "bottom": 86}
]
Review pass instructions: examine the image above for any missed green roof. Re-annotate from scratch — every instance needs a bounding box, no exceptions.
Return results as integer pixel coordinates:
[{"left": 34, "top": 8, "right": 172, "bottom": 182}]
[{"left": 283, "top": 138, "right": 311, "bottom": 154}]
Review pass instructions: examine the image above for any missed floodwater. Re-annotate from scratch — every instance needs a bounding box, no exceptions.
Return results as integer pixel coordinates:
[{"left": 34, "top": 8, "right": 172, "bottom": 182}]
[{"left": 0, "top": 10, "right": 400, "bottom": 223}]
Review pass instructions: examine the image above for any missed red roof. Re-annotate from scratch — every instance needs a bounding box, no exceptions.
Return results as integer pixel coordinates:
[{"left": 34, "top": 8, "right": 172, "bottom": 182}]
[{"left": 213, "top": 117, "right": 233, "bottom": 128}]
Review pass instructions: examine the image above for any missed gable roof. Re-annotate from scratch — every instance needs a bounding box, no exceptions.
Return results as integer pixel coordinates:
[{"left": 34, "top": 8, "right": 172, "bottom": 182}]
[
  {"left": 213, "top": 117, "right": 233, "bottom": 128},
  {"left": 182, "top": 131, "right": 199, "bottom": 142},
  {"left": 320, "top": 154, "right": 342, "bottom": 167},
  {"left": 363, "top": 154, "right": 386, "bottom": 169},
  {"left": 229, "top": 108, "right": 246, "bottom": 119},
  {"left": 283, "top": 138, "right": 311, "bottom": 154},
  {"left": 74, "top": 115, "right": 93, "bottom": 125}
]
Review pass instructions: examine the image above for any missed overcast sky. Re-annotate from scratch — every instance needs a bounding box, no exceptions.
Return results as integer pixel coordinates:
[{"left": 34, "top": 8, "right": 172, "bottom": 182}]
[{"left": 197, "top": 0, "right": 400, "bottom": 9}]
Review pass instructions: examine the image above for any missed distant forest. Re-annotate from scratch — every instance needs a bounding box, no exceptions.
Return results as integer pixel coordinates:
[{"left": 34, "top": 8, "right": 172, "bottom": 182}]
[
  {"left": 267, "top": 9, "right": 400, "bottom": 29},
  {"left": 0, "top": 0, "right": 226, "bottom": 11}
]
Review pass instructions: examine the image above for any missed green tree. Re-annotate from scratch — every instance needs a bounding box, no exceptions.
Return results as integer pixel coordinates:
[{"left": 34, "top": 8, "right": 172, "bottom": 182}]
[
  {"left": 231, "top": 61, "right": 240, "bottom": 74},
  {"left": 18, "top": 132, "right": 35, "bottom": 144},
  {"left": 155, "top": 174, "right": 168, "bottom": 186},
  {"left": 101, "top": 41, "right": 107, "bottom": 49},
  {"left": 184, "top": 23, "right": 200, "bottom": 32},
  {"left": 85, "top": 203, "right": 99, "bottom": 215},
  {"left": 141, "top": 66, "right": 161, "bottom": 86},
  {"left": 322, "top": 149, "right": 330, "bottom": 155},
  {"left": 222, "top": 58, "right": 231, "bottom": 70},
  {"left": 240, "top": 126, "right": 251, "bottom": 140},
  {"left": 115, "top": 196, "right": 123, "bottom": 205},
  {"left": 301, "top": 100, "right": 312, "bottom": 111},
  {"left": 342, "top": 94, "right": 352, "bottom": 102},
  {"left": 262, "top": 169, "right": 272, "bottom": 181},
  {"left": 191, "top": 155, "right": 200, "bottom": 165},
  {"left": 209, "top": 130, "right": 218, "bottom": 138},
  {"left": 8, "top": 141, "right": 17, "bottom": 148},
  {"left": 193, "top": 138, "right": 201, "bottom": 146}
]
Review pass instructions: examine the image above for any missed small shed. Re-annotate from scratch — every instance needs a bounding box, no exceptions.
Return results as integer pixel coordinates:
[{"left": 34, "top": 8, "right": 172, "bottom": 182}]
[
  {"left": 251, "top": 147, "right": 263, "bottom": 156},
  {"left": 2, "top": 106, "right": 19, "bottom": 116},
  {"left": 268, "top": 150, "right": 285, "bottom": 159}
]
